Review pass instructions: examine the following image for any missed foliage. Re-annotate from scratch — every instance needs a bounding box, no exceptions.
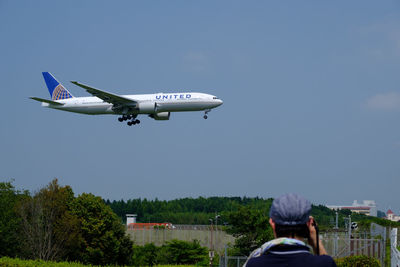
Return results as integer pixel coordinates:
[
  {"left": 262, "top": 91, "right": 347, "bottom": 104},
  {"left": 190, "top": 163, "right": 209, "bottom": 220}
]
[
  {"left": 159, "top": 240, "right": 207, "bottom": 265},
  {"left": 71, "top": 193, "right": 133, "bottom": 265},
  {"left": 0, "top": 257, "right": 197, "bottom": 267},
  {"left": 385, "top": 238, "right": 390, "bottom": 267},
  {"left": 0, "top": 181, "right": 28, "bottom": 258},
  {"left": 17, "top": 179, "right": 81, "bottom": 261},
  {"left": 105, "top": 196, "right": 273, "bottom": 225},
  {"left": 0, "top": 256, "right": 93, "bottom": 267},
  {"left": 225, "top": 205, "right": 274, "bottom": 256},
  {"left": 105, "top": 195, "right": 400, "bottom": 231},
  {"left": 0, "top": 179, "right": 133, "bottom": 265},
  {"left": 131, "top": 243, "right": 158, "bottom": 266},
  {"left": 130, "top": 240, "right": 207, "bottom": 266},
  {"left": 356, "top": 215, "right": 400, "bottom": 228},
  {"left": 335, "top": 255, "right": 380, "bottom": 267}
]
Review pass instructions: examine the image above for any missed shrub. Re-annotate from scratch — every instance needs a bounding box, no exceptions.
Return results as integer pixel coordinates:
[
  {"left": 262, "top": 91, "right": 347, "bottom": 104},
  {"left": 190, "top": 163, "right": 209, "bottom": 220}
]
[
  {"left": 0, "top": 257, "right": 90, "bottom": 267},
  {"left": 335, "top": 255, "right": 380, "bottom": 267}
]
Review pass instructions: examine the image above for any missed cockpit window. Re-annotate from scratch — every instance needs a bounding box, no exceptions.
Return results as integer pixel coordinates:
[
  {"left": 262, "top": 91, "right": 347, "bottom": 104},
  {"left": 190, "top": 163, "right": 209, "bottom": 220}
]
[{"left": 213, "top": 96, "right": 218, "bottom": 99}]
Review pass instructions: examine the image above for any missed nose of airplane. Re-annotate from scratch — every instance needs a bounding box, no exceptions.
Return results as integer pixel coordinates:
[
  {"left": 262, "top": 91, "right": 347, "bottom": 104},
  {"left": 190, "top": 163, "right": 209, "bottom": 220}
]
[{"left": 216, "top": 99, "right": 223, "bottom": 106}]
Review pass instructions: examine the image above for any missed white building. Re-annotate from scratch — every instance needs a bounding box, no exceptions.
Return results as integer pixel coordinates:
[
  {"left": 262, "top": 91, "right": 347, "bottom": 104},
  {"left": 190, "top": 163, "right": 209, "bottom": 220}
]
[
  {"left": 327, "top": 200, "right": 377, "bottom": 217},
  {"left": 126, "top": 214, "right": 137, "bottom": 225},
  {"left": 386, "top": 210, "right": 400, "bottom": 222}
]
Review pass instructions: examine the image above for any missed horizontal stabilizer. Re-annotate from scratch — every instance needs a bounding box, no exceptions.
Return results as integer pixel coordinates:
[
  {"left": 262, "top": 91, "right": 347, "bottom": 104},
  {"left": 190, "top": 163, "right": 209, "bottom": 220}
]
[{"left": 30, "top": 97, "right": 64, "bottom": 105}]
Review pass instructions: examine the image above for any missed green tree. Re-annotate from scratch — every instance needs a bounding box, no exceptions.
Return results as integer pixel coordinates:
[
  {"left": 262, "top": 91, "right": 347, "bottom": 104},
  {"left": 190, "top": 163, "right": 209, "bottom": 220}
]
[
  {"left": 158, "top": 239, "right": 207, "bottom": 265},
  {"left": 131, "top": 243, "right": 158, "bottom": 266},
  {"left": 0, "top": 181, "right": 28, "bottom": 257},
  {"left": 226, "top": 206, "right": 274, "bottom": 256},
  {"left": 71, "top": 193, "right": 133, "bottom": 265},
  {"left": 17, "top": 179, "right": 81, "bottom": 261}
]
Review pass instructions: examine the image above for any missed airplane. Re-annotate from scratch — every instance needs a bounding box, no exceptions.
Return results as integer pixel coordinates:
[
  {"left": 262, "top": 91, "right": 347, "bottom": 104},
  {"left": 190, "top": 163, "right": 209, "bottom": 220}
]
[{"left": 31, "top": 72, "right": 223, "bottom": 126}]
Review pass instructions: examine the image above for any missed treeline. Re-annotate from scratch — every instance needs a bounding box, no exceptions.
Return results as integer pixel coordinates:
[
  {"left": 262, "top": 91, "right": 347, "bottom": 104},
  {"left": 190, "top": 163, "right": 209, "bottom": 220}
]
[
  {"left": 0, "top": 179, "right": 132, "bottom": 265},
  {"left": 105, "top": 196, "right": 400, "bottom": 230},
  {"left": 105, "top": 196, "right": 272, "bottom": 224}
]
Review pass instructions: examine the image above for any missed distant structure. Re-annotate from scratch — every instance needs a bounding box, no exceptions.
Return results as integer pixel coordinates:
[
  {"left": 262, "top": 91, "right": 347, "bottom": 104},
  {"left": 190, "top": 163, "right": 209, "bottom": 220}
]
[
  {"left": 386, "top": 209, "right": 400, "bottom": 222},
  {"left": 327, "top": 200, "right": 377, "bottom": 217},
  {"left": 127, "top": 222, "right": 173, "bottom": 230},
  {"left": 126, "top": 214, "right": 137, "bottom": 226}
]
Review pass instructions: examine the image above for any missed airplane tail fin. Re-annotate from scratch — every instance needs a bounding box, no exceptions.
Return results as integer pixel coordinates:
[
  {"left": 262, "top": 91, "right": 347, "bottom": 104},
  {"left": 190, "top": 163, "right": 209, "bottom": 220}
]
[{"left": 42, "top": 72, "right": 74, "bottom": 100}]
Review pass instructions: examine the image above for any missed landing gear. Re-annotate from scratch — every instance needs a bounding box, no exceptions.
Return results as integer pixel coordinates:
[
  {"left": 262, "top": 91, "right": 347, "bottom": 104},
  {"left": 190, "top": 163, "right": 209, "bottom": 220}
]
[
  {"left": 203, "top": 109, "right": 211, "bottom": 119},
  {"left": 118, "top": 114, "right": 132, "bottom": 121},
  {"left": 127, "top": 119, "right": 140, "bottom": 126},
  {"left": 118, "top": 115, "right": 140, "bottom": 126}
]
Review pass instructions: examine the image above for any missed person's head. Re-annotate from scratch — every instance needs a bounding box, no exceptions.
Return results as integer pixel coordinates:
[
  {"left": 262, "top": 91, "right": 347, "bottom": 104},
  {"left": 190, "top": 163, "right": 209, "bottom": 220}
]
[{"left": 269, "top": 193, "right": 312, "bottom": 239}]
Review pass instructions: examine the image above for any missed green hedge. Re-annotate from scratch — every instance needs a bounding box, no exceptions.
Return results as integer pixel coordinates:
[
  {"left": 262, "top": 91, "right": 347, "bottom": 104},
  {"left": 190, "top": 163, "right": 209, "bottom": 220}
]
[
  {"left": 0, "top": 257, "right": 196, "bottom": 267},
  {"left": 335, "top": 255, "right": 380, "bottom": 267},
  {"left": 0, "top": 257, "right": 93, "bottom": 267}
]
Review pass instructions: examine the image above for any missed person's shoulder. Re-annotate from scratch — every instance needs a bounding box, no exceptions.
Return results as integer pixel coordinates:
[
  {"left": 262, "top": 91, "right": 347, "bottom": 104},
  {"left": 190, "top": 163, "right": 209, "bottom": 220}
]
[
  {"left": 245, "top": 255, "right": 264, "bottom": 267},
  {"left": 246, "top": 254, "right": 337, "bottom": 267}
]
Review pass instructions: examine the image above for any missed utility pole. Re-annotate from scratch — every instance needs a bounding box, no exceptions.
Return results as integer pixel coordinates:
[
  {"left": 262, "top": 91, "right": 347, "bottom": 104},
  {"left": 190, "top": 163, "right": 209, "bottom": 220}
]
[
  {"left": 348, "top": 215, "right": 352, "bottom": 256},
  {"left": 348, "top": 215, "right": 352, "bottom": 239},
  {"left": 343, "top": 214, "right": 352, "bottom": 257},
  {"left": 333, "top": 211, "right": 338, "bottom": 258},
  {"left": 209, "top": 218, "right": 214, "bottom": 267},
  {"left": 215, "top": 214, "right": 220, "bottom": 252}
]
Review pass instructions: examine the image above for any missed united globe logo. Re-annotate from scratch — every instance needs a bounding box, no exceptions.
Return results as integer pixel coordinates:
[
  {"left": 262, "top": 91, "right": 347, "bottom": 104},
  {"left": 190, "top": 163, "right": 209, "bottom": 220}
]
[{"left": 52, "top": 84, "right": 72, "bottom": 100}]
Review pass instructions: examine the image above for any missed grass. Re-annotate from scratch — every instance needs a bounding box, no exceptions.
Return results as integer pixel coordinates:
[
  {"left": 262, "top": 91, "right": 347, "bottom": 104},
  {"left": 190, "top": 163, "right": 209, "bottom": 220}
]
[
  {"left": 385, "top": 239, "right": 391, "bottom": 267},
  {"left": 0, "top": 257, "right": 197, "bottom": 267}
]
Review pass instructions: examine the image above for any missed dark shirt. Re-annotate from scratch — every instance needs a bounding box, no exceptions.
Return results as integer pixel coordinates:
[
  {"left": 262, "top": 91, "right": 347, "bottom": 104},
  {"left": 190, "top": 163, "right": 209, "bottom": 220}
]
[{"left": 246, "top": 244, "right": 337, "bottom": 267}]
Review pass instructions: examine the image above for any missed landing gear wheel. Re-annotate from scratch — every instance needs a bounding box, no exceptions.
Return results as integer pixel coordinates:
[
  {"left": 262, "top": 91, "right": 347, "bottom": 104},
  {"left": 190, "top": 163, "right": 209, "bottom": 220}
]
[
  {"left": 127, "top": 121, "right": 132, "bottom": 126},
  {"left": 118, "top": 117, "right": 123, "bottom": 122},
  {"left": 203, "top": 109, "right": 211, "bottom": 119},
  {"left": 136, "top": 120, "right": 140, "bottom": 124}
]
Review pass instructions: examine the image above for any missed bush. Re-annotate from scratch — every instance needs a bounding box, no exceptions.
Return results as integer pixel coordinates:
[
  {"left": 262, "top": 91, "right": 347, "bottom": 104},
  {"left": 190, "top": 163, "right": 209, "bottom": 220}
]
[
  {"left": 0, "top": 257, "right": 91, "bottom": 267},
  {"left": 130, "top": 240, "right": 207, "bottom": 266},
  {"left": 335, "top": 255, "right": 380, "bottom": 267},
  {"left": 131, "top": 243, "right": 158, "bottom": 266},
  {"left": 159, "top": 239, "right": 207, "bottom": 265}
]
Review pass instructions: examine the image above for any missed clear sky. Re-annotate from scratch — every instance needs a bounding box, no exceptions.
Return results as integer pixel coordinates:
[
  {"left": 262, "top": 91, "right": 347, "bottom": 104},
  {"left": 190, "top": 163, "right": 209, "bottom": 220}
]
[{"left": 1, "top": 1, "right": 399, "bottom": 214}]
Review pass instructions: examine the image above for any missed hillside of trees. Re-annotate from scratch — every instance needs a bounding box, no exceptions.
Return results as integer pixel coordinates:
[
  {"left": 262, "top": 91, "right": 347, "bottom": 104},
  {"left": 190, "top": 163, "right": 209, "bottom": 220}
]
[{"left": 105, "top": 196, "right": 400, "bottom": 230}]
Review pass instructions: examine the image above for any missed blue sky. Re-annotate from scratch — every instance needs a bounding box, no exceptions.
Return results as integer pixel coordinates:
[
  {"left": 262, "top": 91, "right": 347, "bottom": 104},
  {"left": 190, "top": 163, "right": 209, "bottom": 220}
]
[{"left": 1, "top": 1, "right": 399, "bottom": 214}]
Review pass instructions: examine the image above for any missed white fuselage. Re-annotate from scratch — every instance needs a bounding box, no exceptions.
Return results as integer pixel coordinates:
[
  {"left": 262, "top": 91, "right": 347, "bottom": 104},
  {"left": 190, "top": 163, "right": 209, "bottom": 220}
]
[{"left": 42, "top": 92, "right": 223, "bottom": 115}]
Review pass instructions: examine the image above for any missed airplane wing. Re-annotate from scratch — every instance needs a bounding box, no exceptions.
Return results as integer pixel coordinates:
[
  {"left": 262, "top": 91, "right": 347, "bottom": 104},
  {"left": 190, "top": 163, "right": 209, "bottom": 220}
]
[
  {"left": 30, "top": 97, "right": 64, "bottom": 105},
  {"left": 71, "top": 81, "right": 137, "bottom": 106}
]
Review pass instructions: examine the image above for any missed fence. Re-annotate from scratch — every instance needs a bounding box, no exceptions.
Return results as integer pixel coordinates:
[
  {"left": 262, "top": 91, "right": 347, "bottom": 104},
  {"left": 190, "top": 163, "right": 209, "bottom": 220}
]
[
  {"left": 219, "top": 224, "right": 386, "bottom": 267},
  {"left": 391, "top": 228, "right": 400, "bottom": 267},
  {"left": 325, "top": 235, "right": 384, "bottom": 264},
  {"left": 126, "top": 224, "right": 235, "bottom": 251},
  {"left": 320, "top": 224, "right": 386, "bottom": 266},
  {"left": 219, "top": 235, "right": 385, "bottom": 267},
  {"left": 128, "top": 223, "right": 389, "bottom": 266},
  {"left": 219, "top": 256, "right": 247, "bottom": 267}
]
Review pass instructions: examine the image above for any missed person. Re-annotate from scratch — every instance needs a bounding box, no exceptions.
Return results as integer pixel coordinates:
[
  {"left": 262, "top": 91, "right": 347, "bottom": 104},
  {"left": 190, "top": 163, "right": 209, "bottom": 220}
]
[{"left": 244, "top": 193, "right": 336, "bottom": 267}]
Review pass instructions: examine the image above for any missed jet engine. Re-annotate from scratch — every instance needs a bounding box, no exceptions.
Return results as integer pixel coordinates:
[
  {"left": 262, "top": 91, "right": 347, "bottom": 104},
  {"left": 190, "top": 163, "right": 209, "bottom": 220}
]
[
  {"left": 149, "top": 112, "right": 170, "bottom": 120},
  {"left": 138, "top": 101, "right": 156, "bottom": 113}
]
